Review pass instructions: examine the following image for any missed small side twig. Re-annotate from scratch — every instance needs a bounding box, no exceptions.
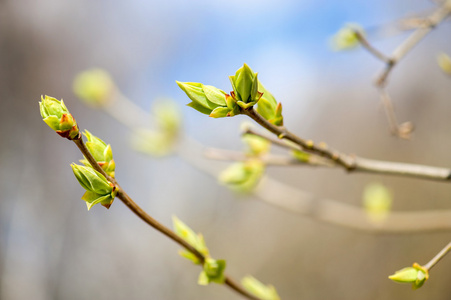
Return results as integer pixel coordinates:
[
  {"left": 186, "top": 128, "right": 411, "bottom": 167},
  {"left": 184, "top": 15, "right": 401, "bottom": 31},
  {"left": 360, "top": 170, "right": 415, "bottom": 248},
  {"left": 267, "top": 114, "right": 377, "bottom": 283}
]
[{"left": 354, "top": 31, "right": 392, "bottom": 63}]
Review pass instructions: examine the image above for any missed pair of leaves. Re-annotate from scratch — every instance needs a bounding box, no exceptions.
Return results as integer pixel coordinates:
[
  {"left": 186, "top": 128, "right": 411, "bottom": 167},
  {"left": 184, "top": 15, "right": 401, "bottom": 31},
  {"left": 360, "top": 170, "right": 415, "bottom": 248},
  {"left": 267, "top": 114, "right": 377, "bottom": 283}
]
[
  {"left": 71, "top": 164, "right": 116, "bottom": 210},
  {"left": 172, "top": 216, "right": 226, "bottom": 285}
]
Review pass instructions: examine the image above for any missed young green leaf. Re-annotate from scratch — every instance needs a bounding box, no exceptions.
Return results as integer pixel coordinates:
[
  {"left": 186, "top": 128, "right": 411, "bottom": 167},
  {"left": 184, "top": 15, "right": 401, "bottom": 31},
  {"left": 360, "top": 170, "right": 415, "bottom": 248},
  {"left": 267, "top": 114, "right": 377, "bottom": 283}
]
[{"left": 241, "top": 276, "right": 280, "bottom": 300}]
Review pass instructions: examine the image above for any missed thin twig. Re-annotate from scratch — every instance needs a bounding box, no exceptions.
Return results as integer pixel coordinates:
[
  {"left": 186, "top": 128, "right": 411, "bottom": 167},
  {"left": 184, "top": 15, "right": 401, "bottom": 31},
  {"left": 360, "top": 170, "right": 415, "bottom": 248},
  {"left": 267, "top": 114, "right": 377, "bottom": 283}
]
[
  {"left": 242, "top": 107, "right": 451, "bottom": 181},
  {"left": 423, "top": 241, "right": 451, "bottom": 270},
  {"left": 354, "top": 31, "right": 391, "bottom": 63},
  {"left": 204, "top": 147, "right": 333, "bottom": 167},
  {"left": 375, "top": 4, "right": 451, "bottom": 87},
  {"left": 181, "top": 138, "right": 451, "bottom": 234},
  {"left": 73, "top": 137, "right": 259, "bottom": 300}
]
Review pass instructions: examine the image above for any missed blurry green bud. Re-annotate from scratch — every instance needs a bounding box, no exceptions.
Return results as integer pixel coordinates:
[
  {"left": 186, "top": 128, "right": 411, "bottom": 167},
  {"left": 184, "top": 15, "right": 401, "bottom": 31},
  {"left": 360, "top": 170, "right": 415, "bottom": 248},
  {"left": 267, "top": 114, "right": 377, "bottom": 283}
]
[
  {"left": 198, "top": 258, "right": 226, "bottom": 285},
  {"left": 437, "top": 53, "right": 451, "bottom": 75},
  {"left": 80, "top": 130, "right": 116, "bottom": 178},
  {"left": 241, "top": 276, "right": 280, "bottom": 300},
  {"left": 389, "top": 263, "right": 429, "bottom": 289},
  {"left": 73, "top": 69, "right": 114, "bottom": 106},
  {"left": 39, "top": 95, "right": 80, "bottom": 140},
  {"left": 242, "top": 134, "right": 271, "bottom": 156},
  {"left": 131, "top": 129, "right": 175, "bottom": 157},
  {"left": 71, "top": 163, "right": 116, "bottom": 210},
  {"left": 219, "top": 159, "right": 265, "bottom": 193},
  {"left": 177, "top": 81, "right": 229, "bottom": 115},
  {"left": 172, "top": 215, "right": 209, "bottom": 264},
  {"left": 153, "top": 100, "right": 181, "bottom": 135},
  {"left": 331, "top": 23, "right": 365, "bottom": 51},
  {"left": 291, "top": 149, "right": 311, "bottom": 162},
  {"left": 363, "top": 183, "right": 392, "bottom": 223}
]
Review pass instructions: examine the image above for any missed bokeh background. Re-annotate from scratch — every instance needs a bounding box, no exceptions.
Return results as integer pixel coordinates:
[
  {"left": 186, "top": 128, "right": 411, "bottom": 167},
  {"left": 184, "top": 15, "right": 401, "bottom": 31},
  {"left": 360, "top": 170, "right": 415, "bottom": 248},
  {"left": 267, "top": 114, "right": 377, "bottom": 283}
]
[{"left": 2, "top": 0, "right": 451, "bottom": 299}]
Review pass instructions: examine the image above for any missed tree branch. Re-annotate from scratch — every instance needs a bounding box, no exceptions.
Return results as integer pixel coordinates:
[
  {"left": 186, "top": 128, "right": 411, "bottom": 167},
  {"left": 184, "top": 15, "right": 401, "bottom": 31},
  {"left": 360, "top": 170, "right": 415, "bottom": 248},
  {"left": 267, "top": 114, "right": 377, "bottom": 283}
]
[
  {"left": 375, "top": 4, "right": 451, "bottom": 87},
  {"left": 73, "top": 137, "right": 259, "bottom": 300},
  {"left": 242, "top": 107, "right": 451, "bottom": 182}
]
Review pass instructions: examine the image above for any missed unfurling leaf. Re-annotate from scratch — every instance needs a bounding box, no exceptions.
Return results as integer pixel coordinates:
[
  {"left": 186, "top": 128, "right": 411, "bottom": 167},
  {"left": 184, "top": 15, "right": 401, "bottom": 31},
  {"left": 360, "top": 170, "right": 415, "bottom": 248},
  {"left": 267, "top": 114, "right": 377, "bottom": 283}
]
[
  {"left": 172, "top": 216, "right": 209, "bottom": 264},
  {"left": 177, "top": 81, "right": 229, "bottom": 116},
  {"left": 71, "top": 163, "right": 117, "bottom": 210},
  {"left": 241, "top": 276, "right": 280, "bottom": 300}
]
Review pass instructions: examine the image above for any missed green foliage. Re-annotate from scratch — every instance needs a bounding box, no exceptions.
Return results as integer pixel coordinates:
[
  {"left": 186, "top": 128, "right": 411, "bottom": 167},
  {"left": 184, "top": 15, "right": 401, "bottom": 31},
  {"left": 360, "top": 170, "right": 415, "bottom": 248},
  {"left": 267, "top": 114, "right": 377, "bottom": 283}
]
[
  {"left": 177, "top": 64, "right": 283, "bottom": 124},
  {"left": 71, "top": 163, "right": 116, "bottom": 210},
  {"left": 291, "top": 149, "right": 311, "bottom": 163},
  {"left": 39, "top": 95, "right": 79, "bottom": 140},
  {"left": 176, "top": 81, "right": 231, "bottom": 116},
  {"left": 389, "top": 263, "right": 429, "bottom": 289},
  {"left": 80, "top": 130, "right": 116, "bottom": 178},
  {"left": 241, "top": 276, "right": 280, "bottom": 300}
]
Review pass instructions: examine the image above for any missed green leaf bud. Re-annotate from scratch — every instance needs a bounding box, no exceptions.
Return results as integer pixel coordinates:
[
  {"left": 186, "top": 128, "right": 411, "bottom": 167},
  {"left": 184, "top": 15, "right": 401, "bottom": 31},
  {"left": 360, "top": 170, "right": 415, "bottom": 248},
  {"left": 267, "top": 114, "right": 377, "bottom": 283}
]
[
  {"left": 177, "top": 81, "right": 228, "bottom": 115},
  {"left": 291, "top": 149, "right": 311, "bottom": 163},
  {"left": 331, "top": 23, "right": 365, "bottom": 51},
  {"left": 230, "top": 63, "right": 258, "bottom": 103},
  {"left": 172, "top": 216, "right": 209, "bottom": 264},
  {"left": 39, "top": 95, "right": 80, "bottom": 140},
  {"left": 219, "top": 159, "right": 265, "bottom": 193},
  {"left": 71, "top": 163, "right": 117, "bottom": 210},
  {"left": 80, "top": 130, "right": 116, "bottom": 178},
  {"left": 242, "top": 134, "right": 271, "bottom": 156},
  {"left": 73, "top": 69, "right": 114, "bottom": 106},
  {"left": 389, "top": 263, "right": 429, "bottom": 289},
  {"left": 71, "top": 163, "right": 113, "bottom": 195},
  {"left": 437, "top": 53, "right": 451, "bottom": 75},
  {"left": 241, "top": 276, "right": 280, "bottom": 300},
  {"left": 198, "top": 258, "right": 226, "bottom": 285},
  {"left": 209, "top": 107, "right": 231, "bottom": 118}
]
